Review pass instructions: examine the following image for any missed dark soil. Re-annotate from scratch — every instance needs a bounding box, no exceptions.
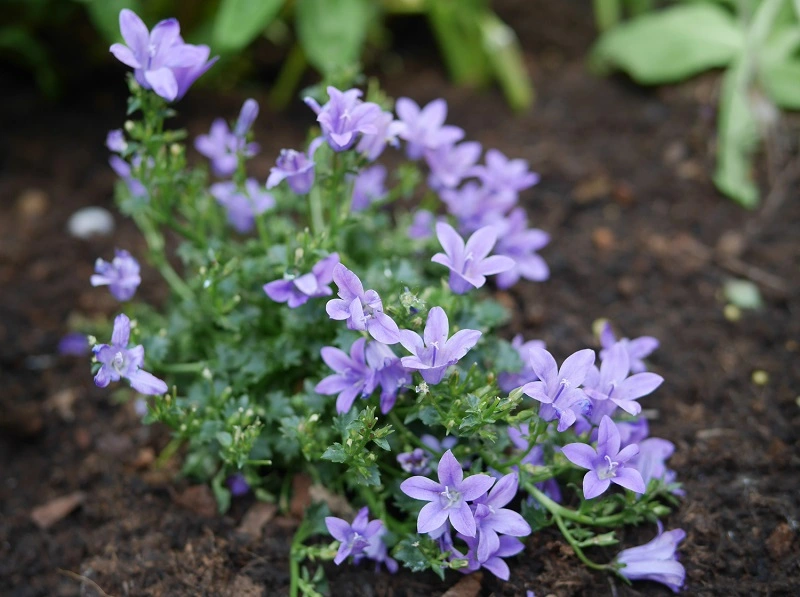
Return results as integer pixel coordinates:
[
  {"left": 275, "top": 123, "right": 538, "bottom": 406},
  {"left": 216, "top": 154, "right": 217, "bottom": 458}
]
[{"left": 2, "top": 1, "right": 799, "bottom": 596}]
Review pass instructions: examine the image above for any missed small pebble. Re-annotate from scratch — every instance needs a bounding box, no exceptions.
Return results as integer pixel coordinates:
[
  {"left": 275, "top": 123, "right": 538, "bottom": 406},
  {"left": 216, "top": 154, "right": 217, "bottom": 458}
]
[
  {"left": 592, "top": 227, "right": 615, "bottom": 251},
  {"left": 67, "top": 206, "right": 115, "bottom": 239},
  {"left": 751, "top": 370, "right": 769, "bottom": 386},
  {"left": 724, "top": 304, "right": 741, "bottom": 322},
  {"left": 16, "top": 189, "right": 49, "bottom": 220}
]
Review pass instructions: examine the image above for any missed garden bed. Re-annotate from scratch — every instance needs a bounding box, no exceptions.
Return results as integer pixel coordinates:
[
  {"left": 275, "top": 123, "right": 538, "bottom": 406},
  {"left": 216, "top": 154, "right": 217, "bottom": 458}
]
[{"left": 1, "top": 1, "right": 798, "bottom": 595}]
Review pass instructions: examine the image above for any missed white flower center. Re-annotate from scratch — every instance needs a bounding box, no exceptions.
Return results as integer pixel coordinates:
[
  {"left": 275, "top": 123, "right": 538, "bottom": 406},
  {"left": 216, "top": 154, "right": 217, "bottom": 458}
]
[
  {"left": 598, "top": 454, "right": 619, "bottom": 480},
  {"left": 440, "top": 485, "right": 462, "bottom": 509},
  {"left": 112, "top": 351, "right": 127, "bottom": 374}
]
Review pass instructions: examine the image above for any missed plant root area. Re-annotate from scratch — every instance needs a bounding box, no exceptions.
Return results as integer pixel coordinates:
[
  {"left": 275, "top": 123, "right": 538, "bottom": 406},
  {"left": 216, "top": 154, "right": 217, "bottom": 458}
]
[{"left": 1, "top": 2, "right": 798, "bottom": 595}]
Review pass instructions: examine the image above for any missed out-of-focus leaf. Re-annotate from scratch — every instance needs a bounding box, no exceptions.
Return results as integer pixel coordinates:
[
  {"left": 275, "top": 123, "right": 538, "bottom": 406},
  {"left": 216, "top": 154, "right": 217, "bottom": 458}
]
[
  {"left": 724, "top": 279, "right": 763, "bottom": 309},
  {"left": 296, "top": 0, "right": 371, "bottom": 75},
  {"left": 479, "top": 12, "right": 534, "bottom": 111},
  {"left": 82, "top": 0, "right": 143, "bottom": 43},
  {"left": 591, "top": 4, "right": 743, "bottom": 84},
  {"left": 212, "top": 0, "right": 284, "bottom": 53},
  {"left": 427, "top": 0, "right": 490, "bottom": 86},
  {"left": 759, "top": 28, "right": 800, "bottom": 109}
]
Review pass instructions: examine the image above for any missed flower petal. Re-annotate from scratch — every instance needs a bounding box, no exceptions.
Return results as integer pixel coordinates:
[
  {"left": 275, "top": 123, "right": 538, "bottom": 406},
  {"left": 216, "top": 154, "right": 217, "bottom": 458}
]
[
  {"left": 459, "top": 473, "right": 495, "bottom": 501},
  {"left": 448, "top": 503, "right": 476, "bottom": 537},
  {"left": 464, "top": 226, "right": 498, "bottom": 262},
  {"left": 400, "top": 476, "right": 442, "bottom": 501},
  {"left": 435, "top": 222, "right": 465, "bottom": 263},
  {"left": 119, "top": 9, "right": 149, "bottom": 57},
  {"left": 559, "top": 348, "right": 595, "bottom": 386},
  {"left": 417, "top": 501, "right": 449, "bottom": 534},
  {"left": 128, "top": 369, "right": 168, "bottom": 395},
  {"left": 437, "top": 449, "right": 463, "bottom": 487},
  {"left": 144, "top": 67, "right": 178, "bottom": 101},
  {"left": 109, "top": 43, "right": 141, "bottom": 68},
  {"left": 423, "top": 307, "right": 449, "bottom": 348},
  {"left": 325, "top": 516, "right": 351, "bottom": 542},
  {"left": 111, "top": 314, "right": 131, "bottom": 347},
  {"left": 613, "top": 467, "right": 646, "bottom": 494},
  {"left": 561, "top": 443, "right": 597, "bottom": 470},
  {"left": 583, "top": 471, "right": 611, "bottom": 499}
]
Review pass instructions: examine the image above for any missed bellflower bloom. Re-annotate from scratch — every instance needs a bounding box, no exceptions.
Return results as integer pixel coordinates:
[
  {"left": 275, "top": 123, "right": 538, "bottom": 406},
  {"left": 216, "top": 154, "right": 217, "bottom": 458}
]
[
  {"left": 365, "top": 341, "right": 410, "bottom": 413},
  {"left": 521, "top": 347, "right": 595, "bottom": 432},
  {"left": 395, "top": 98, "right": 464, "bottom": 159},
  {"left": 315, "top": 337, "right": 377, "bottom": 414},
  {"left": 234, "top": 98, "right": 259, "bottom": 138},
  {"left": 195, "top": 118, "right": 259, "bottom": 178},
  {"left": 59, "top": 333, "right": 90, "bottom": 357},
  {"left": 472, "top": 472, "right": 531, "bottom": 562},
  {"left": 400, "top": 450, "right": 494, "bottom": 537},
  {"left": 432, "top": 222, "right": 515, "bottom": 294},
  {"left": 615, "top": 524, "right": 686, "bottom": 592},
  {"left": 354, "top": 524, "right": 399, "bottom": 573},
  {"left": 600, "top": 322, "right": 660, "bottom": 374},
  {"left": 110, "top": 10, "right": 209, "bottom": 101},
  {"left": 497, "top": 335, "right": 546, "bottom": 392},
  {"left": 584, "top": 343, "right": 664, "bottom": 418},
  {"left": 171, "top": 41, "right": 218, "bottom": 101},
  {"left": 472, "top": 149, "right": 539, "bottom": 202},
  {"left": 91, "top": 249, "right": 141, "bottom": 301},
  {"left": 350, "top": 165, "right": 387, "bottom": 212},
  {"left": 616, "top": 417, "right": 650, "bottom": 447},
  {"left": 106, "top": 129, "right": 126, "bottom": 153},
  {"left": 425, "top": 141, "right": 482, "bottom": 190},
  {"left": 408, "top": 209, "right": 436, "bottom": 240},
  {"left": 562, "top": 416, "right": 646, "bottom": 499},
  {"left": 325, "top": 507, "right": 384, "bottom": 565},
  {"left": 399, "top": 307, "right": 481, "bottom": 385},
  {"left": 305, "top": 87, "right": 382, "bottom": 151},
  {"left": 440, "top": 182, "right": 513, "bottom": 234},
  {"left": 263, "top": 253, "right": 339, "bottom": 308},
  {"left": 267, "top": 138, "right": 325, "bottom": 195},
  {"left": 326, "top": 264, "right": 401, "bottom": 344},
  {"left": 109, "top": 156, "right": 148, "bottom": 199},
  {"left": 421, "top": 434, "right": 458, "bottom": 456},
  {"left": 227, "top": 474, "right": 250, "bottom": 497},
  {"left": 356, "top": 110, "right": 404, "bottom": 161},
  {"left": 397, "top": 449, "right": 431, "bottom": 475},
  {"left": 493, "top": 208, "right": 550, "bottom": 289},
  {"left": 630, "top": 437, "right": 677, "bottom": 487},
  {"left": 93, "top": 314, "right": 168, "bottom": 395},
  {"left": 451, "top": 534, "right": 525, "bottom": 581},
  {"left": 210, "top": 179, "right": 275, "bottom": 233}
]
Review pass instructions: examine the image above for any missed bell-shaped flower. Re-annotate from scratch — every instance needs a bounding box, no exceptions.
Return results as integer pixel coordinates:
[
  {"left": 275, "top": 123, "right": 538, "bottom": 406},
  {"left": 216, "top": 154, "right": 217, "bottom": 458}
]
[
  {"left": 210, "top": 179, "right": 275, "bottom": 233},
  {"left": 472, "top": 148, "right": 539, "bottom": 202},
  {"left": 264, "top": 253, "right": 339, "bottom": 309},
  {"left": 395, "top": 98, "right": 464, "bottom": 160},
  {"left": 350, "top": 165, "right": 387, "bottom": 212},
  {"left": 492, "top": 208, "right": 550, "bottom": 289},
  {"left": 315, "top": 337, "right": 377, "bottom": 414},
  {"left": 425, "top": 141, "right": 482, "bottom": 190},
  {"left": 440, "top": 182, "right": 513, "bottom": 235},
  {"left": 305, "top": 87, "right": 382, "bottom": 151},
  {"left": 450, "top": 533, "right": 525, "bottom": 581},
  {"left": 615, "top": 523, "right": 686, "bottom": 592},
  {"left": 356, "top": 110, "right": 404, "bottom": 161},
  {"left": 471, "top": 472, "right": 531, "bottom": 563},
  {"left": 497, "top": 335, "right": 546, "bottom": 392},
  {"left": 267, "top": 138, "right": 325, "bottom": 195},
  {"left": 91, "top": 249, "right": 141, "bottom": 301},
  {"left": 365, "top": 341, "right": 410, "bottom": 414},
  {"left": 325, "top": 507, "right": 385, "bottom": 565},
  {"left": 600, "top": 322, "right": 659, "bottom": 373},
  {"left": 399, "top": 307, "right": 481, "bottom": 384}
]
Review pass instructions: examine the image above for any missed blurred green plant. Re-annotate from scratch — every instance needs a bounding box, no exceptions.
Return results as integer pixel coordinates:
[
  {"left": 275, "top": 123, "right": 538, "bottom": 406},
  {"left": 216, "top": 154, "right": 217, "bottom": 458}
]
[{"left": 590, "top": 0, "right": 800, "bottom": 208}]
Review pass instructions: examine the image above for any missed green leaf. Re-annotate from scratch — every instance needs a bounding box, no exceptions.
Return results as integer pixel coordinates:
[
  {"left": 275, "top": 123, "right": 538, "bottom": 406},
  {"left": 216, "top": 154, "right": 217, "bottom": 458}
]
[
  {"left": 761, "top": 59, "right": 800, "bottom": 109},
  {"left": 296, "top": 0, "right": 372, "bottom": 75},
  {"left": 212, "top": 0, "right": 284, "bottom": 53},
  {"left": 590, "top": 4, "right": 743, "bottom": 84},
  {"left": 723, "top": 279, "right": 763, "bottom": 309},
  {"left": 83, "top": 0, "right": 143, "bottom": 43},
  {"left": 321, "top": 443, "right": 347, "bottom": 463}
]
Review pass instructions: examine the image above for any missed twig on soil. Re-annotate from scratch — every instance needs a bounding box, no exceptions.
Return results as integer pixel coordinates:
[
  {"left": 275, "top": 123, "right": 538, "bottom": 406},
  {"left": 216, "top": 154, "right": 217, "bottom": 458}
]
[{"left": 57, "top": 569, "right": 115, "bottom": 597}]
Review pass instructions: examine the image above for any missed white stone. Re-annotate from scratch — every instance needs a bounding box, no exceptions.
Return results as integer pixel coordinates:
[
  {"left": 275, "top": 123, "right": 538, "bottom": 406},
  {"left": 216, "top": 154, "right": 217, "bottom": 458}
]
[{"left": 67, "top": 206, "right": 115, "bottom": 239}]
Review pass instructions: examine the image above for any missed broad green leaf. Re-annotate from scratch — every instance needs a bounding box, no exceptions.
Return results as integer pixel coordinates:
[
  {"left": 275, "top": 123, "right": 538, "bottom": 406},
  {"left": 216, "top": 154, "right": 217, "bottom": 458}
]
[
  {"left": 82, "top": 0, "right": 143, "bottom": 43},
  {"left": 760, "top": 59, "right": 800, "bottom": 109},
  {"left": 591, "top": 4, "right": 743, "bottom": 84},
  {"left": 212, "top": 0, "right": 284, "bottom": 53},
  {"left": 296, "top": 0, "right": 372, "bottom": 75}
]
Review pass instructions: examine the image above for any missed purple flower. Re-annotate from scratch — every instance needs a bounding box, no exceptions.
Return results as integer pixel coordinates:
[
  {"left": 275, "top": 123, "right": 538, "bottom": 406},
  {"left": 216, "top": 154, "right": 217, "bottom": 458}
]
[
  {"left": 408, "top": 209, "right": 436, "bottom": 240},
  {"left": 263, "top": 253, "right": 340, "bottom": 308},
  {"left": 91, "top": 249, "right": 141, "bottom": 301},
  {"left": 171, "top": 42, "right": 218, "bottom": 101},
  {"left": 451, "top": 534, "right": 525, "bottom": 581},
  {"left": 195, "top": 118, "right": 259, "bottom": 178},
  {"left": 325, "top": 507, "right": 385, "bottom": 565},
  {"left": 561, "top": 415, "right": 646, "bottom": 499},
  {"left": 520, "top": 347, "right": 595, "bottom": 432},
  {"left": 354, "top": 523, "right": 399, "bottom": 573},
  {"left": 583, "top": 342, "right": 664, "bottom": 418},
  {"left": 109, "top": 156, "right": 148, "bottom": 199},
  {"left": 326, "top": 264, "right": 401, "bottom": 344},
  {"left": 106, "top": 129, "right": 126, "bottom": 153},
  {"left": 630, "top": 437, "right": 677, "bottom": 487},
  {"left": 59, "top": 333, "right": 89, "bottom": 356},
  {"left": 266, "top": 138, "right": 324, "bottom": 195},
  {"left": 365, "top": 341, "right": 410, "bottom": 413},
  {"left": 616, "top": 417, "right": 650, "bottom": 447},
  {"left": 210, "top": 179, "right": 275, "bottom": 233},
  {"left": 399, "top": 307, "right": 481, "bottom": 385},
  {"left": 350, "top": 165, "right": 387, "bottom": 212},
  {"left": 440, "top": 181, "right": 513, "bottom": 234},
  {"left": 395, "top": 98, "right": 464, "bottom": 160},
  {"left": 400, "top": 449, "right": 494, "bottom": 537},
  {"left": 93, "top": 314, "right": 168, "bottom": 395},
  {"left": 315, "top": 337, "right": 377, "bottom": 414},
  {"left": 432, "top": 222, "right": 515, "bottom": 295},
  {"left": 110, "top": 9, "right": 209, "bottom": 101},
  {"left": 472, "top": 472, "right": 531, "bottom": 562},
  {"left": 397, "top": 448, "right": 431, "bottom": 475},
  {"left": 615, "top": 523, "right": 686, "bottom": 592},
  {"left": 425, "top": 141, "right": 482, "bottom": 190},
  {"left": 234, "top": 99, "right": 259, "bottom": 138},
  {"left": 227, "top": 474, "right": 250, "bottom": 497},
  {"left": 600, "top": 322, "right": 659, "bottom": 374},
  {"left": 305, "top": 87, "right": 382, "bottom": 151},
  {"left": 356, "top": 110, "right": 404, "bottom": 161},
  {"left": 493, "top": 208, "right": 550, "bottom": 289},
  {"left": 497, "top": 335, "right": 546, "bottom": 392},
  {"left": 472, "top": 149, "right": 539, "bottom": 202},
  {"left": 421, "top": 434, "right": 458, "bottom": 456}
]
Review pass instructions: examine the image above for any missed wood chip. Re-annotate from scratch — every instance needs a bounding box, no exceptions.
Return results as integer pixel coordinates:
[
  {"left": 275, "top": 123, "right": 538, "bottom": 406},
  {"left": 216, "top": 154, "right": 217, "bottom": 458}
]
[
  {"left": 235, "top": 502, "right": 277, "bottom": 541},
  {"left": 441, "top": 572, "right": 482, "bottom": 597},
  {"left": 31, "top": 492, "right": 86, "bottom": 529}
]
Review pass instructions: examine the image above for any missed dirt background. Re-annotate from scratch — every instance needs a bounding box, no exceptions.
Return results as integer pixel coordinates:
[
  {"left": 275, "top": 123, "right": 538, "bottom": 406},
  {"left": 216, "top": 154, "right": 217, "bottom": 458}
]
[{"left": 1, "top": 1, "right": 798, "bottom": 595}]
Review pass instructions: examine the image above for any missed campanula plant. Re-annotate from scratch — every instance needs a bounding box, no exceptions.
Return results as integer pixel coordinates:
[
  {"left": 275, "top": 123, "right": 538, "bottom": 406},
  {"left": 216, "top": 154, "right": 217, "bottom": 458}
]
[{"left": 88, "top": 9, "right": 687, "bottom": 595}]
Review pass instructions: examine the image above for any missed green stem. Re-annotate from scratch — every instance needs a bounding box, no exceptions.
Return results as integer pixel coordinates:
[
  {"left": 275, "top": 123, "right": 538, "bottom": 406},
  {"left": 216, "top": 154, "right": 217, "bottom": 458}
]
[
  {"left": 526, "top": 484, "right": 625, "bottom": 527},
  {"left": 308, "top": 186, "right": 325, "bottom": 238},
  {"left": 159, "top": 361, "right": 207, "bottom": 373},
  {"left": 155, "top": 435, "right": 183, "bottom": 469},
  {"left": 552, "top": 511, "right": 611, "bottom": 571},
  {"left": 289, "top": 534, "right": 301, "bottom": 597}
]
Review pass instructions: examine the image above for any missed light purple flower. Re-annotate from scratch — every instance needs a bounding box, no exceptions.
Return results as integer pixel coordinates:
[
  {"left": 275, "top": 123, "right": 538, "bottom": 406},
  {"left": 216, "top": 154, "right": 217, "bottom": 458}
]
[
  {"left": 561, "top": 415, "right": 646, "bottom": 499},
  {"left": 432, "top": 222, "right": 515, "bottom": 295},
  {"left": 472, "top": 149, "right": 539, "bottom": 201},
  {"left": 451, "top": 534, "right": 525, "bottom": 581},
  {"left": 305, "top": 87, "right": 382, "bottom": 151},
  {"left": 497, "top": 334, "right": 546, "bottom": 392},
  {"left": 584, "top": 343, "right": 664, "bottom": 418},
  {"left": 399, "top": 307, "right": 481, "bottom": 385},
  {"left": 171, "top": 42, "right": 218, "bottom": 101},
  {"left": 630, "top": 437, "right": 677, "bottom": 487},
  {"left": 395, "top": 98, "right": 464, "bottom": 160},
  {"left": 472, "top": 472, "right": 531, "bottom": 562},
  {"left": 109, "top": 9, "right": 209, "bottom": 101},
  {"left": 440, "top": 181, "right": 514, "bottom": 234},
  {"left": 195, "top": 118, "right": 259, "bottom": 178},
  {"left": 520, "top": 347, "right": 595, "bottom": 432},
  {"left": 397, "top": 448, "right": 431, "bottom": 475},
  {"left": 600, "top": 322, "right": 659, "bottom": 374},
  {"left": 408, "top": 209, "right": 436, "bottom": 240},
  {"left": 210, "top": 179, "right": 275, "bottom": 233},
  {"left": 400, "top": 449, "right": 494, "bottom": 537},
  {"left": 227, "top": 474, "right": 250, "bottom": 497},
  {"left": 326, "top": 264, "right": 401, "bottom": 344},
  {"left": 263, "top": 253, "right": 340, "bottom": 308},
  {"left": 354, "top": 523, "right": 399, "bottom": 573},
  {"left": 93, "top": 314, "right": 167, "bottom": 395},
  {"left": 356, "top": 110, "right": 404, "bottom": 161},
  {"left": 59, "top": 333, "right": 89, "bottom": 356},
  {"left": 350, "top": 165, "right": 387, "bottom": 212},
  {"left": 109, "top": 155, "right": 148, "bottom": 199},
  {"left": 421, "top": 434, "right": 458, "bottom": 456},
  {"left": 325, "top": 507, "right": 385, "bottom": 565},
  {"left": 106, "top": 129, "right": 126, "bottom": 153},
  {"left": 616, "top": 417, "right": 650, "bottom": 447},
  {"left": 234, "top": 99, "right": 259, "bottom": 138},
  {"left": 266, "top": 138, "right": 325, "bottom": 195},
  {"left": 493, "top": 208, "right": 550, "bottom": 289},
  {"left": 615, "top": 523, "right": 686, "bottom": 592},
  {"left": 91, "top": 249, "right": 141, "bottom": 301},
  {"left": 315, "top": 337, "right": 377, "bottom": 414},
  {"left": 365, "top": 341, "right": 410, "bottom": 413},
  {"left": 425, "top": 141, "right": 482, "bottom": 190}
]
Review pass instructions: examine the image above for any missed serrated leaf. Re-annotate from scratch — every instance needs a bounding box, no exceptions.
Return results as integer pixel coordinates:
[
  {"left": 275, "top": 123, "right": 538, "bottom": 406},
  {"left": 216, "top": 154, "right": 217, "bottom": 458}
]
[
  {"left": 296, "top": 0, "right": 371, "bottom": 74},
  {"left": 321, "top": 443, "right": 347, "bottom": 463},
  {"left": 591, "top": 4, "right": 742, "bottom": 84},
  {"left": 212, "top": 0, "right": 284, "bottom": 53}
]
